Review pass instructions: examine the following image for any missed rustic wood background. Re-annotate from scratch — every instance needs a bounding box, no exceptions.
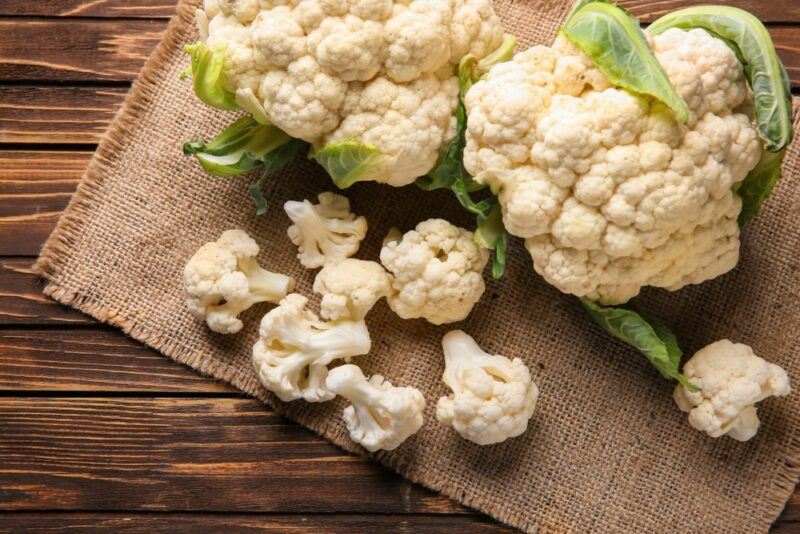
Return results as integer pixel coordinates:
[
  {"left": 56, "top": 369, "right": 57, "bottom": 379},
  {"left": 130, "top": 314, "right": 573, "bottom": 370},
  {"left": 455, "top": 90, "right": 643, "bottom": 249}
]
[{"left": 0, "top": 0, "right": 797, "bottom": 531}]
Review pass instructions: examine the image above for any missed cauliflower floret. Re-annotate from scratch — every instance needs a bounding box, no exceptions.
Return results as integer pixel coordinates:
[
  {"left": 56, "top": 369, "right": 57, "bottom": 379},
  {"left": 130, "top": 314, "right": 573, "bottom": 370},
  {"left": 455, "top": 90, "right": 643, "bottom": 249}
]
[
  {"left": 184, "top": 229, "right": 295, "bottom": 334},
  {"left": 260, "top": 56, "right": 348, "bottom": 140},
  {"left": 252, "top": 294, "right": 372, "bottom": 402},
  {"left": 463, "top": 29, "right": 762, "bottom": 304},
  {"left": 199, "top": 0, "right": 504, "bottom": 186},
  {"left": 325, "top": 364, "right": 425, "bottom": 451},
  {"left": 436, "top": 330, "right": 538, "bottom": 445},
  {"left": 380, "top": 219, "right": 489, "bottom": 325},
  {"left": 285, "top": 192, "right": 368, "bottom": 269},
  {"left": 313, "top": 259, "right": 394, "bottom": 321},
  {"left": 674, "top": 339, "right": 791, "bottom": 441},
  {"left": 322, "top": 75, "right": 459, "bottom": 186}
]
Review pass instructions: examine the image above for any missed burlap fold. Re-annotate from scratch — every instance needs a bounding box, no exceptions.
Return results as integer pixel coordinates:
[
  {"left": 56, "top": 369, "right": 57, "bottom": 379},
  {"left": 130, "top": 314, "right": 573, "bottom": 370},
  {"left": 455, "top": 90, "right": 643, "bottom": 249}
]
[{"left": 34, "top": 0, "right": 799, "bottom": 531}]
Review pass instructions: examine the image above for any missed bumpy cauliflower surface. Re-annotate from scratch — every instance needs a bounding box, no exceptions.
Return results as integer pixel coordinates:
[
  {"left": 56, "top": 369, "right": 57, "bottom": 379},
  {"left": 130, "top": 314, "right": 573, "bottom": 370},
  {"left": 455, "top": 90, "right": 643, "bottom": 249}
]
[
  {"left": 436, "top": 330, "right": 538, "bottom": 445},
  {"left": 199, "top": 0, "right": 504, "bottom": 186},
  {"left": 379, "top": 219, "right": 489, "bottom": 325},
  {"left": 326, "top": 364, "right": 425, "bottom": 451},
  {"left": 184, "top": 229, "right": 295, "bottom": 334},
  {"left": 252, "top": 293, "right": 371, "bottom": 402},
  {"left": 674, "top": 339, "right": 791, "bottom": 441},
  {"left": 313, "top": 259, "right": 394, "bottom": 321},
  {"left": 463, "top": 29, "right": 762, "bottom": 304},
  {"left": 285, "top": 192, "right": 367, "bottom": 269}
]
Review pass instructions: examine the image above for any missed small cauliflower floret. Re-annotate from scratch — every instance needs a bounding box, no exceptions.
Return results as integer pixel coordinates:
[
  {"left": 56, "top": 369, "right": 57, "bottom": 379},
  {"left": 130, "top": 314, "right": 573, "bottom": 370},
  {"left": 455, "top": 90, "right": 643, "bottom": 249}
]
[
  {"left": 285, "top": 192, "right": 367, "bottom": 269},
  {"left": 252, "top": 294, "right": 372, "bottom": 402},
  {"left": 674, "top": 339, "right": 791, "bottom": 441},
  {"left": 184, "top": 229, "right": 294, "bottom": 334},
  {"left": 463, "top": 29, "right": 762, "bottom": 304},
  {"left": 380, "top": 219, "right": 489, "bottom": 325},
  {"left": 198, "top": 0, "right": 505, "bottom": 185},
  {"left": 436, "top": 330, "right": 538, "bottom": 445},
  {"left": 325, "top": 364, "right": 425, "bottom": 451},
  {"left": 313, "top": 259, "right": 394, "bottom": 321}
]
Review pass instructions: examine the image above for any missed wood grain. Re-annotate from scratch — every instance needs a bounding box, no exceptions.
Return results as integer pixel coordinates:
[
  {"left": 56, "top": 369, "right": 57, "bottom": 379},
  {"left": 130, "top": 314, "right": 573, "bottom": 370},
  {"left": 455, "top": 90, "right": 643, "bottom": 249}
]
[
  {"left": 0, "top": 397, "right": 463, "bottom": 514},
  {"left": 0, "top": 1, "right": 176, "bottom": 19},
  {"left": 0, "top": 258, "right": 92, "bottom": 325},
  {"left": 622, "top": 0, "right": 800, "bottom": 22},
  {"left": 1, "top": 18, "right": 800, "bottom": 86},
  {"left": 0, "top": 152, "right": 85, "bottom": 256},
  {"left": 0, "top": 0, "right": 796, "bottom": 23},
  {"left": 0, "top": 18, "right": 165, "bottom": 82},
  {"left": 0, "top": 328, "right": 234, "bottom": 393},
  {"left": 1, "top": 512, "right": 512, "bottom": 532},
  {"left": 0, "top": 513, "right": 513, "bottom": 532},
  {"left": 0, "top": 87, "right": 127, "bottom": 144}
]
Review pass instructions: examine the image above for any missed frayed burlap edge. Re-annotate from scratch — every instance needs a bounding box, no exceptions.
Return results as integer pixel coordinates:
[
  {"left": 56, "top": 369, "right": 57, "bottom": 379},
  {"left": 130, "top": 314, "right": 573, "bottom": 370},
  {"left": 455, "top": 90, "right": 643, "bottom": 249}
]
[{"left": 33, "top": 0, "right": 800, "bottom": 531}]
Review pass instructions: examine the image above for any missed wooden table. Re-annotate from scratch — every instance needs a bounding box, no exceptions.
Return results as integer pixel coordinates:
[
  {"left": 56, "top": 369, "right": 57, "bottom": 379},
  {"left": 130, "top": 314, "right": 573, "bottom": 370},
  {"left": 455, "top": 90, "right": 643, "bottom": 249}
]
[{"left": 0, "top": 1, "right": 797, "bottom": 531}]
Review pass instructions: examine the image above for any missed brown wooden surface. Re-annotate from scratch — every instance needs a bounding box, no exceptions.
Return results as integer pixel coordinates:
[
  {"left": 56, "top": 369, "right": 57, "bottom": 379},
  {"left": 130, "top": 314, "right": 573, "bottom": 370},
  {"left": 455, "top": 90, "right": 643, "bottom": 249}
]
[{"left": 0, "top": 1, "right": 796, "bottom": 532}]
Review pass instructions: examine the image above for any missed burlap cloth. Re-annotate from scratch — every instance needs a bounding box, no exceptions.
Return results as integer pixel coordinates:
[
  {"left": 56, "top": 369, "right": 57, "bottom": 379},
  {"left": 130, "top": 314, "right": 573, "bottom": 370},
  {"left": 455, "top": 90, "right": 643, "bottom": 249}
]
[{"left": 34, "top": 0, "right": 799, "bottom": 531}]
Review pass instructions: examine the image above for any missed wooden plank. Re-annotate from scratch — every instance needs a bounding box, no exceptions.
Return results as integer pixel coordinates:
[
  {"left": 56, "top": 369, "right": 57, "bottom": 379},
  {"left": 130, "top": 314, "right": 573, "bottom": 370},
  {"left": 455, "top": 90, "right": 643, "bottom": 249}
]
[
  {"left": 0, "top": 397, "right": 793, "bottom": 520},
  {"left": 0, "top": 512, "right": 513, "bottom": 532},
  {"left": 0, "top": 513, "right": 512, "bottom": 532},
  {"left": 0, "top": 86, "right": 126, "bottom": 144},
  {"left": 0, "top": 397, "right": 463, "bottom": 514},
  {"left": 622, "top": 0, "right": 800, "bottom": 23},
  {"left": 0, "top": 258, "right": 92, "bottom": 325},
  {"left": 0, "top": 1, "right": 176, "bottom": 19},
  {"left": 0, "top": 18, "right": 166, "bottom": 82},
  {"left": 3, "top": 28, "right": 800, "bottom": 144},
  {"left": 773, "top": 522, "right": 800, "bottom": 534},
  {"left": 1, "top": 18, "right": 800, "bottom": 86},
  {"left": 0, "top": 0, "right": 797, "bottom": 23},
  {"left": 0, "top": 152, "right": 85, "bottom": 256},
  {"left": 0, "top": 328, "right": 234, "bottom": 393}
]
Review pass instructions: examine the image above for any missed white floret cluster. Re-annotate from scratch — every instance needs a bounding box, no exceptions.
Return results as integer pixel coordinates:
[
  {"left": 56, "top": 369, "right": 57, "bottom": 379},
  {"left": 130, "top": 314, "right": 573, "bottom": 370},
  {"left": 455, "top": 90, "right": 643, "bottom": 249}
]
[
  {"left": 199, "top": 0, "right": 503, "bottom": 185},
  {"left": 463, "top": 29, "right": 762, "bottom": 304},
  {"left": 674, "top": 340, "right": 791, "bottom": 441}
]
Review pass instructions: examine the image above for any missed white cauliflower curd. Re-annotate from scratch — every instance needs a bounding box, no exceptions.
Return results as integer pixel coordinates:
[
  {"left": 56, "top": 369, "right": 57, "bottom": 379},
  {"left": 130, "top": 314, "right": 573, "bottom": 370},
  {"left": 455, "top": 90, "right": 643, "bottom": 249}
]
[
  {"left": 326, "top": 364, "right": 425, "bottom": 451},
  {"left": 184, "top": 229, "right": 294, "bottom": 334},
  {"left": 284, "top": 192, "right": 367, "bottom": 269},
  {"left": 380, "top": 219, "right": 489, "bottom": 325},
  {"left": 436, "top": 330, "right": 538, "bottom": 445},
  {"left": 313, "top": 259, "right": 394, "bottom": 321},
  {"left": 463, "top": 29, "right": 763, "bottom": 304},
  {"left": 198, "top": 0, "right": 504, "bottom": 186},
  {"left": 674, "top": 339, "right": 791, "bottom": 441},
  {"left": 252, "top": 293, "right": 371, "bottom": 402}
]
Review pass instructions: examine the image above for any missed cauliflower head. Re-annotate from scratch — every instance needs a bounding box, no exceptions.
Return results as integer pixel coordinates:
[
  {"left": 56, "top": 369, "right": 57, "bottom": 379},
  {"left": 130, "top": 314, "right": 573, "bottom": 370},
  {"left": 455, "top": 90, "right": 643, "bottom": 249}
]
[
  {"left": 285, "top": 192, "right": 367, "bottom": 269},
  {"left": 199, "top": 0, "right": 504, "bottom": 186},
  {"left": 184, "top": 229, "right": 295, "bottom": 334},
  {"left": 674, "top": 339, "right": 791, "bottom": 441},
  {"left": 463, "top": 29, "right": 762, "bottom": 304},
  {"left": 252, "top": 293, "right": 372, "bottom": 402},
  {"left": 313, "top": 259, "right": 394, "bottom": 321},
  {"left": 325, "top": 364, "right": 425, "bottom": 451},
  {"left": 436, "top": 330, "right": 538, "bottom": 445},
  {"left": 379, "top": 219, "right": 489, "bottom": 325}
]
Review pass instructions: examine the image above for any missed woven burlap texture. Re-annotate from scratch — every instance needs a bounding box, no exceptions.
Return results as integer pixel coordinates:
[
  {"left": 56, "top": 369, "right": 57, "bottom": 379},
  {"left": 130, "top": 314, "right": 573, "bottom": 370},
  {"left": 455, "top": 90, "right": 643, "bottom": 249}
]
[{"left": 34, "top": 0, "right": 800, "bottom": 531}]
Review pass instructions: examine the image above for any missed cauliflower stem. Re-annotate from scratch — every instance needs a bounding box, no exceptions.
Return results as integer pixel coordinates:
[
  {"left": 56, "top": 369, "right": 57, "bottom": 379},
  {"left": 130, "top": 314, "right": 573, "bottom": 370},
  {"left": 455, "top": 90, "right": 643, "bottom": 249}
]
[
  {"left": 181, "top": 42, "right": 239, "bottom": 110},
  {"left": 183, "top": 116, "right": 306, "bottom": 214},
  {"left": 326, "top": 364, "right": 425, "bottom": 452}
]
